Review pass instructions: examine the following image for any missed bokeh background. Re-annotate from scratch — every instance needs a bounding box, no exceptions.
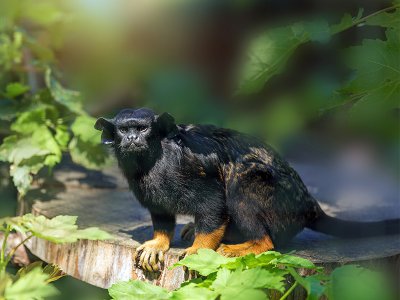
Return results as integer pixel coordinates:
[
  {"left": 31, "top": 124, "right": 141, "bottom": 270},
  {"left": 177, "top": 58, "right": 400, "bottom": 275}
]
[{"left": 0, "top": 0, "right": 399, "bottom": 299}]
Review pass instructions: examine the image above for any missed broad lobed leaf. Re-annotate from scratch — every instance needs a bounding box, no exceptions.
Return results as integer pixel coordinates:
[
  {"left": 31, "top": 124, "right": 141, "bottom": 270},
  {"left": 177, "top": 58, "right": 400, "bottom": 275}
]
[
  {"left": 109, "top": 280, "right": 170, "bottom": 300},
  {"left": 45, "top": 69, "right": 85, "bottom": 115},
  {"left": 2, "top": 214, "right": 112, "bottom": 243},
  {"left": 4, "top": 267, "right": 59, "bottom": 300},
  {"left": 173, "top": 248, "right": 235, "bottom": 276}
]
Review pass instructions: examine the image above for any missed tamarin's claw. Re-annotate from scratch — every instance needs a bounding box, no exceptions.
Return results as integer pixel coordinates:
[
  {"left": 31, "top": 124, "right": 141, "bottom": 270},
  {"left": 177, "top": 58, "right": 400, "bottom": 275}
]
[
  {"left": 180, "top": 222, "right": 195, "bottom": 242},
  {"left": 133, "top": 239, "right": 168, "bottom": 272}
]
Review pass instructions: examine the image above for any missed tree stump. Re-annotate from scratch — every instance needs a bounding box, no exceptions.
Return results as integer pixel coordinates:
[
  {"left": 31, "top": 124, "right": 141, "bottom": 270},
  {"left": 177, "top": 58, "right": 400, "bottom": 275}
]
[{"left": 20, "top": 159, "right": 400, "bottom": 298}]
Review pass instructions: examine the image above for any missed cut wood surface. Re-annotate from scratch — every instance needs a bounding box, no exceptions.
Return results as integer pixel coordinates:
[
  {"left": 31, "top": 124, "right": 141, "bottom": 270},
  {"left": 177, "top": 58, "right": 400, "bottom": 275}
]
[{"left": 21, "top": 159, "right": 400, "bottom": 297}]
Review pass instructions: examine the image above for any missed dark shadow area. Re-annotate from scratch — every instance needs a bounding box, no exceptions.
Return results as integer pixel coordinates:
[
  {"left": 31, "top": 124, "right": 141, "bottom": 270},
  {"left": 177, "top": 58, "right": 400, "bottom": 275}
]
[{"left": 54, "top": 155, "right": 117, "bottom": 189}]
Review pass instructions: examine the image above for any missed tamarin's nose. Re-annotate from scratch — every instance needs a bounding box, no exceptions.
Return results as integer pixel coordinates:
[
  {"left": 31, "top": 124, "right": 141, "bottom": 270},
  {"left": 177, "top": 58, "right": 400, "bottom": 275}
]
[{"left": 128, "top": 134, "right": 138, "bottom": 141}]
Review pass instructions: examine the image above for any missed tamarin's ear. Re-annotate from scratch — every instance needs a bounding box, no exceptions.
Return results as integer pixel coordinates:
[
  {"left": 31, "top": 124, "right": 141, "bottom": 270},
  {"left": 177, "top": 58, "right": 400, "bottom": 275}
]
[
  {"left": 156, "top": 113, "right": 178, "bottom": 138},
  {"left": 94, "top": 117, "right": 115, "bottom": 145}
]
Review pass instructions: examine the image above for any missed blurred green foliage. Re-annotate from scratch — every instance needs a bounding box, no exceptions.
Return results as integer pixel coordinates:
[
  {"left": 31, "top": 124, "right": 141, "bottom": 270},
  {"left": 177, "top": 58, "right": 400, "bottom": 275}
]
[{"left": 0, "top": 71, "right": 109, "bottom": 196}]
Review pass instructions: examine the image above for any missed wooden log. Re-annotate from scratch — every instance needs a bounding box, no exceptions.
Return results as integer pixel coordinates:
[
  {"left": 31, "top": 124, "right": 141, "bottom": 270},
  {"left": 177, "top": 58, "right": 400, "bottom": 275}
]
[{"left": 20, "top": 160, "right": 400, "bottom": 298}]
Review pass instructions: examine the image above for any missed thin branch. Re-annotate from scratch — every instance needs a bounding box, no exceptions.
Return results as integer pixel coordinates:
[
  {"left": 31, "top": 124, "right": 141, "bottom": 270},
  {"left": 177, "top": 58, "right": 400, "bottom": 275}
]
[
  {"left": 4, "top": 234, "right": 33, "bottom": 266},
  {"left": 332, "top": 4, "right": 400, "bottom": 35},
  {"left": 279, "top": 281, "right": 299, "bottom": 300},
  {"left": 0, "top": 225, "right": 11, "bottom": 264}
]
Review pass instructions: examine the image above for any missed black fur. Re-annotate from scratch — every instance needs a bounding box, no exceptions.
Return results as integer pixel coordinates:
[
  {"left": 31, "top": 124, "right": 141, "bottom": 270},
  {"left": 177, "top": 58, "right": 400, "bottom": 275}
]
[{"left": 95, "top": 108, "right": 400, "bottom": 247}]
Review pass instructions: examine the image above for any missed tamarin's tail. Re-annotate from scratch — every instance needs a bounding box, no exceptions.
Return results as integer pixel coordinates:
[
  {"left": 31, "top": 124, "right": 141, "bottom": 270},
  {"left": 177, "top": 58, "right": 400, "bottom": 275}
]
[{"left": 308, "top": 211, "right": 400, "bottom": 238}]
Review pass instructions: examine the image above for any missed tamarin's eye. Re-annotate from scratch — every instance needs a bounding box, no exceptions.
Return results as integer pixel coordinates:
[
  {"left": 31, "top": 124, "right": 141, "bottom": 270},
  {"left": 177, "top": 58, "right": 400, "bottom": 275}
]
[
  {"left": 136, "top": 125, "right": 148, "bottom": 132},
  {"left": 119, "top": 127, "right": 128, "bottom": 133}
]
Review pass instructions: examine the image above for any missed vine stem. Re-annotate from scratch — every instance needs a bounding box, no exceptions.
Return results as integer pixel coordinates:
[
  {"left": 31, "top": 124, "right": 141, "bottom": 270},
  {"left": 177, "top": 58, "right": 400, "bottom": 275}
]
[
  {"left": 332, "top": 4, "right": 400, "bottom": 34},
  {"left": 279, "top": 281, "right": 299, "bottom": 300},
  {"left": 4, "top": 234, "right": 33, "bottom": 267},
  {"left": 1, "top": 225, "right": 11, "bottom": 264}
]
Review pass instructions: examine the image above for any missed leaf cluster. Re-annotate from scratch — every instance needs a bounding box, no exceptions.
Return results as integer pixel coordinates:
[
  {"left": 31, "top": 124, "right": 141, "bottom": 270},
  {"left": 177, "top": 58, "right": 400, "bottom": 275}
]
[
  {"left": 0, "top": 68, "right": 110, "bottom": 196},
  {"left": 108, "top": 249, "right": 392, "bottom": 300},
  {"left": 0, "top": 214, "right": 112, "bottom": 300},
  {"left": 0, "top": 265, "right": 60, "bottom": 300}
]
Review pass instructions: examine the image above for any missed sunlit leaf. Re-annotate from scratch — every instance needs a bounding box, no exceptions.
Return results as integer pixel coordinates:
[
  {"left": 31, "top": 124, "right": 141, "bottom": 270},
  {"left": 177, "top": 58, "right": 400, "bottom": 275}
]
[
  {"left": 173, "top": 249, "right": 235, "bottom": 276},
  {"left": 4, "top": 267, "right": 59, "bottom": 300},
  {"left": 10, "top": 107, "right": 46, "bottom": 134},
  {"left": 54, "top": 125, "right": 70, "bottom": 149},
  {"left": 42, "top": 264, "right": 65, "bottom": 283},
  {"left": 10, "top": 165, "right": 32, "bottom": 196},
  {"left": 5, "top": 83, "right": 29, "bottom": 98},
  {"left": 5, "top": 214, "right": 112, "bottom": 243},
  {"left": 211, "top": 267, "right": 284, "bottom": 300},
  {"left": 170, "top": 284, "right": 217, "bottom": 300},
  {"left": 271, "top": 253, "right": 316, "bottom": 269},
  {"left": 71, "top": 115, "right": 102, "bottom": 144},
  {"left": 45, "top": 69, "right": 84, "bottom": 115},
  {"left": 109, "top": 280, "right": 170, "bottom": 300},
  {"left": 68, "top": 115, "right": 110, "bottom": 169},
  {"left": 0, "top": 272, "right": 13, "bottom": 298}
]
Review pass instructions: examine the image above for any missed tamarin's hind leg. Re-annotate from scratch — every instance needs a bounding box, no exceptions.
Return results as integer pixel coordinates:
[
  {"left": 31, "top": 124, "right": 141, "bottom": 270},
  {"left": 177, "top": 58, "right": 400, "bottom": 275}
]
[
  {"left": 217, "top": 235, "right": 274, "bottom": 257},
  {"left": 180, "top": 222, "right": 195, "bottom": 242},
  {"left": 183, "top": 215, "right": 227, "bottom": 256}
]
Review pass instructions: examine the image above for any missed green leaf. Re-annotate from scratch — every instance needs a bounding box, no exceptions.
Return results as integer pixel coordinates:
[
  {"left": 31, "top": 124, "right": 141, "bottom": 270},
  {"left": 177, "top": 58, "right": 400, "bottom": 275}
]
[
  {"left": 5, "top": 83, "right": 30, "bottom": 98},
  {"left": 325, "top": 265, "right": 393, "bottom": 300},
  {"left": 15, "top": 262, "right": 65, "bottom": 284},
  {"left": 71, "top": 115, "right": 102, "bottom": 144},
  {"left": 365, "top": 8, "right": 400, "bottom": 30},
  {"left": 68, "top": 137, "right": 110, "bottom": 170},
  {"left": 0, "top": 32, "right": 23, "bottom": 70},
  {"left": 170, "top": 284, "right": 217, "bottom": 300},
  {"left": 42, "top": 264, "right": 65, "bottom": 283},
  {"left": 237, "top": 25, "right": 308, "bottom": 94},
  {"left": 0, "top": 272, "right": 13, "bottom": 298},
  {"left": 69, "top": 115, "right": 110, "bottom": 170},
  {"left": 54, "top": 125, "right": 70, "bottom": 149},
  {"left": 10, "top": 165, "right": 32, "bottom": 196},
  {"left": 330, "top": 9, "right": 364, "bottom": 34},
  {"left": 173, "top": 249, "right": 235, "bottom": 276},
  {"left": 45, "top": 69, "right": 84, "bottom": 115},
  {"left": 11, "top": 107, "right": 47, "bottom": 134},
  {"left": 6, "top": 214, "right": 112, "bottom": 243},
  {"left": 340, "top": 26, "right": 400, "bottom": 112},
  {"left": 215, "top": 267, "right": 286, "bottom": 292},
  {"left": 211, "top": 267, "right": 285, "bottom": 300},
  {"left": 237, "top": 9, "right": 373, "bottom": 95},
  {"left": 0, "top": 135, "right": 47, "bottom": 165},
  {"left": 4, "top": 266, "right": 59, "bottom": 300},
  {"left": 271, "top": 253, "right": 316, "bottom": 269},
  {"left": 223, "top": 251, "right": 282, "bottom": 270},
  {"left": 109, "top": 280, "right": 170, "bottom": 300},
  {"left": 288, "top": 268, "right": 325, "bottom": 300},
  {"left": 303, "top": 20, "right": 331, "bottom": 43}
]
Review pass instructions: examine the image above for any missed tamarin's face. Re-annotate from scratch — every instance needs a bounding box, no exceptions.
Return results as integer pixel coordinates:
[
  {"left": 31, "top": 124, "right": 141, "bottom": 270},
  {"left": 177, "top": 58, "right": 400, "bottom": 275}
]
[
  {"left": 114, "top": 108, "right": 155, "bottom": 152},
  {"left": 95, "top": 108, "right": 177, "bottom": 154}
]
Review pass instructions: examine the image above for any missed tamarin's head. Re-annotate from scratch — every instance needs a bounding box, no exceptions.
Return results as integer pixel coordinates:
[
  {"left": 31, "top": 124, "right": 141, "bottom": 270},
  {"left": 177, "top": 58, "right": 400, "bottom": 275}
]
[{"left": 95, "top": 108, "right": 177, "bottom": 154}]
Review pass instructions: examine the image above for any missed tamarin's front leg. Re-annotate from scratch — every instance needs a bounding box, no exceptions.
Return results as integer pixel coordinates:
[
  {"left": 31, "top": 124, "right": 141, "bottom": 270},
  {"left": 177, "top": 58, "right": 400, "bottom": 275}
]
[
  {"left": 183, "top": 213, "right": 227, "bottom": 256},
  {"left": 134, "top": 213, "right": 175, "bottom": 272}
]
